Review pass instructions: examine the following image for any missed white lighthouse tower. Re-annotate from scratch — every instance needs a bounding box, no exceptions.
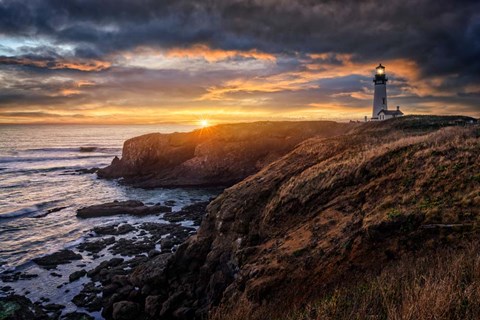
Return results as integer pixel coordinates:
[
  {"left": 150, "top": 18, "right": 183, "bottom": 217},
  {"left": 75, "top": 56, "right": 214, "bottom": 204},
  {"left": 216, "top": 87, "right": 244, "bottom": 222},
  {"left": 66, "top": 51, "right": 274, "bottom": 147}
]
[
  {"left": 370, "top": 64, "right": 404, "bottom": 120},
  {"left": 372, "top": 63, "right": 388, "bottom": 120}
]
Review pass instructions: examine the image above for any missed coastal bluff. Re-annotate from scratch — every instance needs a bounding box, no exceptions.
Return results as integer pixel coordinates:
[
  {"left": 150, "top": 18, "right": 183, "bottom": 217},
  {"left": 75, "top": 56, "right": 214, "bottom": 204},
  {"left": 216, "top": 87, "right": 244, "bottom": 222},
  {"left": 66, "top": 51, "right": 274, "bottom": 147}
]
[
  {"left": 97, "top": 121, "right": 353, "bottom": 188},
  {"left": 98, "top": 115, "right": 480, "bottom": 320}
]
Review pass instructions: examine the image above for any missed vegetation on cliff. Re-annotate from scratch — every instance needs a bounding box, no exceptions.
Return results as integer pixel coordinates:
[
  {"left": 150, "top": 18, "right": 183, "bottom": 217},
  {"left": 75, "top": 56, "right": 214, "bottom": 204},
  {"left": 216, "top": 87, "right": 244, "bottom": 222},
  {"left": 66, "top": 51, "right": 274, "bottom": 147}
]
[
  {"left": 100, "top": 115, "right": 479, "bottom": 320},
  {"left": 196, "top": 116, "right": 480, "bottom": 319},
  {"left": 283, "top": 244, "right": 480, "bottom": 320}
]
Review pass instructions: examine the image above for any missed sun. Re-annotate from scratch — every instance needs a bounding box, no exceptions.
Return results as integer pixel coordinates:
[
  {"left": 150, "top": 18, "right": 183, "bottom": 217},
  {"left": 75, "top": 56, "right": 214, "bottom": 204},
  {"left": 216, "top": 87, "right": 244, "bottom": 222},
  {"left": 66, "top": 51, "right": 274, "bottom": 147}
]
[{"left": 200, "top": 119, "right": 209, "bottom": 127}]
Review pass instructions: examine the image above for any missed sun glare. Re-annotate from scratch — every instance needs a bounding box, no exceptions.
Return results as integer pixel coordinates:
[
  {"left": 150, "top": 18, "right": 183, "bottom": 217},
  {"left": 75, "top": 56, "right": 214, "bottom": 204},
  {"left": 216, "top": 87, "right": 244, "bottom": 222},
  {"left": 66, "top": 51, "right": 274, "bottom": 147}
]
[{"left": 200, "top": 119, "right": 209, "bottom": 127}]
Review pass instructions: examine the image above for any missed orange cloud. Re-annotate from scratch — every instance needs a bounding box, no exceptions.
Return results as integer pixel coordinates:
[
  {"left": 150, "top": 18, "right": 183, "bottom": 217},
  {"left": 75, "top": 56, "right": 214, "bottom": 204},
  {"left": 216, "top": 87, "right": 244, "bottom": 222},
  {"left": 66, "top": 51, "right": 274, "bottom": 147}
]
[
  {"left": 76, "top": 80, "right": 96, "bottom": 87},
  {"left": 198, "top": 67, "right": 322, "bottom": 101},
  {"left": 119, "top": 45, "right": 277, "bottom": 69},
  {"left": 59, "top": 89, "right": 81, "bottom": 96},
  {"left": 1, "top": 49, "right": 476, "bottom": 125},
  {"left": 198, "top": 53, "right": 451, "bottom": 102},
  {"left": 51, "top": 60, "right": 111, "bottom": 71},
  {"left": 165, "top": 45, "right": 277, "bottom": 62},
  {"left": 306, "top": 54, "right": 460, "bottom": 99},
  {"left": 305, "top": 54, "right": 420, "bottom": 79},
  {"left": 0, "top": 57, "right": 111, "bottom": 71}
]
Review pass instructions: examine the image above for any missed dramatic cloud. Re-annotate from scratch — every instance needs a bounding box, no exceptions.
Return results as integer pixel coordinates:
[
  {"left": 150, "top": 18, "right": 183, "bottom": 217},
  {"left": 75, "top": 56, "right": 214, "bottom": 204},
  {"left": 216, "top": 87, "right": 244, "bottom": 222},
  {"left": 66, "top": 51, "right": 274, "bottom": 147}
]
[
  {"left": 0, "top": 56, "right": 110, "bottom": 71},
  {"left": 0, "top": 0, "right": 478, "bottom": 123}
]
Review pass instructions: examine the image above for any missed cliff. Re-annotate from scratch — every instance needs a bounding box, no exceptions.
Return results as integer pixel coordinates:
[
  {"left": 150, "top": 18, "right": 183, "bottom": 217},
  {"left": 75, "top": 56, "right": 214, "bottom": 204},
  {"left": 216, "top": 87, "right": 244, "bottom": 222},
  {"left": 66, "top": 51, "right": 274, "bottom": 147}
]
[
  {"left": 97, "top": 121, "right": 353, "bottom": 188},
  {"left": 103, "top": 115, "right": 480, "bottom": 319}
]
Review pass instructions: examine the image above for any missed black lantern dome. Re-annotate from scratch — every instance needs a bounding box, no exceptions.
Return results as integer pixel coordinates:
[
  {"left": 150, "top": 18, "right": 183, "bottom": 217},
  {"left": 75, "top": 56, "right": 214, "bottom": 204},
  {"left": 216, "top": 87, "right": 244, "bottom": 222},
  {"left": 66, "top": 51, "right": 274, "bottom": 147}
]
[{"left": 374, "top": 63, "right": 388, "bottom": 84}]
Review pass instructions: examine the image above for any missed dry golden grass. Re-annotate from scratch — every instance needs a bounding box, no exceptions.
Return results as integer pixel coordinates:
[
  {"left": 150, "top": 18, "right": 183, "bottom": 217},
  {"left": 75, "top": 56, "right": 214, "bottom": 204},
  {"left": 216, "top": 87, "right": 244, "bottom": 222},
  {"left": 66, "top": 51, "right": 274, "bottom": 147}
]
[
  {"left": 284, "top": 243, "right": 480, "bottom": 320},
  {"left": 211, "top": 243, "right": 480, "bottom": 320}
]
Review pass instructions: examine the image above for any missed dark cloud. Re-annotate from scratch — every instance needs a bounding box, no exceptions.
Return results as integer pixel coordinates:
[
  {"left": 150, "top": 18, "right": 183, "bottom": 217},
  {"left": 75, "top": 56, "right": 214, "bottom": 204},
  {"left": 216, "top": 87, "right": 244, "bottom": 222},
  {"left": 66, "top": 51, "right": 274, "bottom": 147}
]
[
  {"left": 0, "top": 0, "right": 478, "bottom": 122},
  {"left": 0, "top": 55, "right": 110, "bottom": 71},
  {"left": 1, "top": 0, "right": 479, "bottom": 78}
]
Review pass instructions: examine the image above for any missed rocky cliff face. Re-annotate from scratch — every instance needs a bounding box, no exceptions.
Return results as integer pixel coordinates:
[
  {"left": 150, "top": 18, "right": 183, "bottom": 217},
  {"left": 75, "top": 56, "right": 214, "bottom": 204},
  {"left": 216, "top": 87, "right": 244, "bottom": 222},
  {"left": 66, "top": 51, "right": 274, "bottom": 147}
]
[
  {"left": 97, "top": 121, "right": 352, "bottom": 188},
  {"left": 103, "top": 116, "right": 480, "bottom": 320}
]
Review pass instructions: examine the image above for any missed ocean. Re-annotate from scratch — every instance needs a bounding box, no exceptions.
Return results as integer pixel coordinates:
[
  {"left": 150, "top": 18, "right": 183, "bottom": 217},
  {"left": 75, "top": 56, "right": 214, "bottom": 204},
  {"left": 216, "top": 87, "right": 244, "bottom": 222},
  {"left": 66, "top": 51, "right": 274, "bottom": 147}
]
[{"left": 0, "top": 124, "right": 218, "bottom": 316}]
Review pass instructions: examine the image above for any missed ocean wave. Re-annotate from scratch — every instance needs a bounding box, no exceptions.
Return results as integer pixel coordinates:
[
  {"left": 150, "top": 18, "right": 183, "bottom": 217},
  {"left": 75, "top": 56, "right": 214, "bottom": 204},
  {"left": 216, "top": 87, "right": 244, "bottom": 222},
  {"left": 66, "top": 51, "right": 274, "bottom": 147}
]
[
  {"left": 0, "top": 154, "right": 113, "bottom": 163},
  {"left": 0, "top": 205, "right": 39, "bottom": 219},
  {"left": 23, "top": 147, "right": 121, "bottom": 154},
  {"left": 0, "top": 183, "right": 29, "bottom": 189},
  {"left": 0, "top": 163, "right": 112, "bottom": 176},
  {"left": 0, "top": 166, "right": 84, "bottom": 175}
]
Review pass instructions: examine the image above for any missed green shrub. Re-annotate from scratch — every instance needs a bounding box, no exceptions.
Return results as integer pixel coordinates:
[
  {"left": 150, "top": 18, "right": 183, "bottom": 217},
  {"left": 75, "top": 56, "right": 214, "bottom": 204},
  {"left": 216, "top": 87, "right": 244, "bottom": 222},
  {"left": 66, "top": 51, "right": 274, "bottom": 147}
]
[{"left": 387, "top": 208, "right": 402, "bottom": 219}]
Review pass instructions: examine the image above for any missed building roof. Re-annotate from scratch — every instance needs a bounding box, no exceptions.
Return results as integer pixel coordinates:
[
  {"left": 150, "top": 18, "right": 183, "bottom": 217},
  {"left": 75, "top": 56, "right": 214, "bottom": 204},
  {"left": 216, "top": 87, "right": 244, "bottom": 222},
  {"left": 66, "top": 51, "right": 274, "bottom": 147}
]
[{"left": 378, "top": 109, "right": 403, "bottom": 116}]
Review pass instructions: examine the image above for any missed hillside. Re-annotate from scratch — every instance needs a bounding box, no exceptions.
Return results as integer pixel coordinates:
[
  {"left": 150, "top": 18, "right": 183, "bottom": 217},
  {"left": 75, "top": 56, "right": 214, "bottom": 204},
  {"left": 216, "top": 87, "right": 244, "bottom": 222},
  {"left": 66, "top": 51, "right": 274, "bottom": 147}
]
[
  {"left": 100, "top": 115, "right": 480, "bottom": 320},
  {"left": 97, "top": 121, "right": 353, "bottom": 188}
]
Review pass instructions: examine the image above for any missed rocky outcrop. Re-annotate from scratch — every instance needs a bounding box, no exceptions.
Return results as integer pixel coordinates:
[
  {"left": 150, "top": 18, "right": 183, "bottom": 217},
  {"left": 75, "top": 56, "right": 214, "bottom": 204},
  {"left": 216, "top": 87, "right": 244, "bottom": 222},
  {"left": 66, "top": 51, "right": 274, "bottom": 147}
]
[
  {"left": 97, "top": 121, "right": 353, "bottom": 188},
  {"left": 99, "top": 115, "right": 480, "bottom": 320},
  {"left": 33, "top": 250, "right": 82, "bottom": 270},
  {"left": 76, "top": 200, "right": 171, "bottom": 218}
]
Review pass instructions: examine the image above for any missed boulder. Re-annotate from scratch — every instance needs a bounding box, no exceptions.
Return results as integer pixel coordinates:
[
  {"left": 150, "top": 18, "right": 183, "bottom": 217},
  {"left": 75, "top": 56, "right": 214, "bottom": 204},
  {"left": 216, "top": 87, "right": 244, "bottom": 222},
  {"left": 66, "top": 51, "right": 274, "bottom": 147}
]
[
  {"left": 77, "top": 200, "right": 171, "bottom": 218},
  {"left": 69, "top": 269, "right": 87, "bottom": 282},
  {"left": 43, "top": 303, "right": 65, "bottom": 311},
  {"left": 163, "top": 201, "right": 208, "bottom": 226},
  {"left": 144, "top": 295, "right": 162, "bottom": 317},
  {"left": 33, "top": 250, "right": 82, "bottom": 269},
  {"left": 112, "top": 301, "right": 139, "bottom": 320},
  {"left": 62, "top": 312, "right": 94, "bottom": 320},
  {"left": 72, "top": 282, "right": 102, "bottom": 312},
  {"left": 78, "top": 237, "right": 115, "bottom": 254},
  {"left": 93, "top": 224, "right": 135, "bottom": 236}
]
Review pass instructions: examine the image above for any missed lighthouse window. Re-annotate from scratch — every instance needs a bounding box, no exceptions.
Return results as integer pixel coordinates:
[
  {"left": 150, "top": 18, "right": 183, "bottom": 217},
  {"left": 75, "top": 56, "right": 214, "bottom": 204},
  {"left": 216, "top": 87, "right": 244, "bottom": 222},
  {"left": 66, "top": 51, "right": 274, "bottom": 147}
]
[{"left": 382, "top": 98, "right": 386, "bottom": 105}]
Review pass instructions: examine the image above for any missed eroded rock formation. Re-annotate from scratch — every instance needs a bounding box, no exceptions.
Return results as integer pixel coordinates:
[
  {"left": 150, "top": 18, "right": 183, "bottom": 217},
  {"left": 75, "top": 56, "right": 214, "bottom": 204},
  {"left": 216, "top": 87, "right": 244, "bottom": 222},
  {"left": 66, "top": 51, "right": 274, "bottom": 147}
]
[{"left": 97, "top": 121, "right": 353, "bottom": 188}]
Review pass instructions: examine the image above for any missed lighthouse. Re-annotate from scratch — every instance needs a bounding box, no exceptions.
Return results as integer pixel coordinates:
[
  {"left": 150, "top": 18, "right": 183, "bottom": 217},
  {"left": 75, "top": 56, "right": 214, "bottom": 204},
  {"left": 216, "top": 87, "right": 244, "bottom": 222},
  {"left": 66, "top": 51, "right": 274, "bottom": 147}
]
[
  {"left": 365, "top": 63, "right": 403, "bottom": 122},
  {"left": 370, "top": 64, "right": 403, "bottom": 120},
  {"left": 372, "top": 64, "right": 388, "bottom": 119}
]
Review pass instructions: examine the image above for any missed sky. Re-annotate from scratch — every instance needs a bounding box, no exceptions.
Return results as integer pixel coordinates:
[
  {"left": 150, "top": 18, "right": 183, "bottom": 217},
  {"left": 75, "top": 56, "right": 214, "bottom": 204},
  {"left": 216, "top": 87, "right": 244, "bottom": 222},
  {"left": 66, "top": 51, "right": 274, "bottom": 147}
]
[{"left": 0, "top": 0, "right": 479, "bottom": 125}]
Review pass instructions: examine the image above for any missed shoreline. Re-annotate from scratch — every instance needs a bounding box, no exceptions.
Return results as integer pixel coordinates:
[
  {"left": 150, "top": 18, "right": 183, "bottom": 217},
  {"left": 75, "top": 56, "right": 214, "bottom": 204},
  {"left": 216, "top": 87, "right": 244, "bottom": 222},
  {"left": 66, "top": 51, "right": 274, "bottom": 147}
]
[
  {"left": 0, "top": 198, "right": 214, "bottom": 320},
  {"left": 2, "top": 116, "right": 478, "bottom": 320}
]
